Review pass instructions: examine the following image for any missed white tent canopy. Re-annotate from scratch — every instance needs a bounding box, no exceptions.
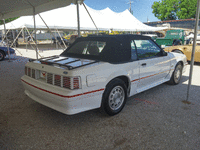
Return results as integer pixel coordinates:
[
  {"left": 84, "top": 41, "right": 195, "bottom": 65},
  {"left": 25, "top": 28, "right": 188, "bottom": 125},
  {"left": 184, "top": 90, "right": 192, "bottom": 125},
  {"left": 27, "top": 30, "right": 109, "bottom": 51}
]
[
  {"left": 0, "top": 0, "right": 80, "bottom": 20},
  {"left": 0, "top": 4, "right": 166, "bottom": 32}
]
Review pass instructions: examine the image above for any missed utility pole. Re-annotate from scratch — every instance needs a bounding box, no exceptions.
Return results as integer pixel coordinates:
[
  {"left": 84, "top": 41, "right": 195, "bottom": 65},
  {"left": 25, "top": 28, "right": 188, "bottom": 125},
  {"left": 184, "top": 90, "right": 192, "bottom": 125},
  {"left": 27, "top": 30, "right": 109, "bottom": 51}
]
[{"left": 127, "top": 0, "right": 134, "bottom": 14}]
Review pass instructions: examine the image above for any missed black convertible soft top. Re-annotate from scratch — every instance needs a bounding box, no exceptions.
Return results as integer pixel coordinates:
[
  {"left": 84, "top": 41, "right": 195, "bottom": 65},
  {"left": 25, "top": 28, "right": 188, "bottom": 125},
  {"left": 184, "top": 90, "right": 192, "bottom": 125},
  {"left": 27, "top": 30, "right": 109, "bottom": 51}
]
[{"left": 61, "top": 34, "right": 152, "bottom": 63}]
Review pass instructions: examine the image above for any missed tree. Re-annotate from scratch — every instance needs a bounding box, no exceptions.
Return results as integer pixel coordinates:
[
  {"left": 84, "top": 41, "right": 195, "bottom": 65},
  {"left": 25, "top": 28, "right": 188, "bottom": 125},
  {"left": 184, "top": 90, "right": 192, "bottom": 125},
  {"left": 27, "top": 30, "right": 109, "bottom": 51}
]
[
  {"left": 0, "top": 17, "right": 19, "bottom": 25},
  {"left": 152, "top": 0, "right": 197, "bottom": 21}
]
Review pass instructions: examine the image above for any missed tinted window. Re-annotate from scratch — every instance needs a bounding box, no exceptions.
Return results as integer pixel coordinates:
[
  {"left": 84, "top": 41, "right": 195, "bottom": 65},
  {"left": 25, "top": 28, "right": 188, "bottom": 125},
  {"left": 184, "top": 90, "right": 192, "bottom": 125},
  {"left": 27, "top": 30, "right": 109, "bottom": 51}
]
[
  {"left": 66, "top": 41, "right": 106, "bottom": 56},
  {"left": 130, "top": 40, "right": 137, "bottom": 60},
  {"left": 134, "top": 39, "right": 161, "bottom": 59},
  {"left": 61, "top": 37, "right": 131, "bottom": 63}
]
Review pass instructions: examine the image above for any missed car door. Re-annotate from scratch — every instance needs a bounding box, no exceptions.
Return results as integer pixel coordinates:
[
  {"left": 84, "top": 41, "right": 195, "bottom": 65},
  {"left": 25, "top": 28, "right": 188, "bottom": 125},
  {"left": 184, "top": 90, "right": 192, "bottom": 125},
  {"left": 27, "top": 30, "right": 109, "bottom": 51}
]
[
  {"left": 129, "top": 40, "right": 140, "bottom": 96},
  {"left": 134, "top": 39, "right": 170, "bottom": 92}
]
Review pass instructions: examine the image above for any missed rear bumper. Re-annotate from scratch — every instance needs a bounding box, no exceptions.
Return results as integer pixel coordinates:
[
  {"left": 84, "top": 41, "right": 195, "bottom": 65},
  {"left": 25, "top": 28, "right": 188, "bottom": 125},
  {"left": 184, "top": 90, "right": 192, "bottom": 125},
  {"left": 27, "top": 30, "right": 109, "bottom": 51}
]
[{"left": 21, "top": 75, "right": 103, "bottom": 115}]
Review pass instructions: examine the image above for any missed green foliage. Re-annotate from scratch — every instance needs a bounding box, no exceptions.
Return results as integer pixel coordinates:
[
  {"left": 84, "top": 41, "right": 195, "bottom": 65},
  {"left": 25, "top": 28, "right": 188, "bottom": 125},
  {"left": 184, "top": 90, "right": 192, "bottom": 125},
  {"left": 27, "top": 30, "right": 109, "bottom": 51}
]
[
  {"left": 0, "top": 17, "right": 19, "bottom": 25},
  {"left": 152, "top": 0, "right": 197, "bottom": 21}
]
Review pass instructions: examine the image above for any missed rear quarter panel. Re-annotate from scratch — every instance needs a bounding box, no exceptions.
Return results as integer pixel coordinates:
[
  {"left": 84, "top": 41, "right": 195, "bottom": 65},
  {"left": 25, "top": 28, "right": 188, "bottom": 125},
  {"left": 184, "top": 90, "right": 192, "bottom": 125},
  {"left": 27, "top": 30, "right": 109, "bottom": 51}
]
[{"left": 76, "top": 61, "right": 139, "bottom": 98}]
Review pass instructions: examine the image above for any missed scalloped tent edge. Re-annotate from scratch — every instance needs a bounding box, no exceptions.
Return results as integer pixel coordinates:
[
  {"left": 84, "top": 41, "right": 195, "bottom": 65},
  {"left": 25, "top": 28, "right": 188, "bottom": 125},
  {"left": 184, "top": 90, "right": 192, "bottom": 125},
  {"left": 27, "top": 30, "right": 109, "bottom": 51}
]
[
  {"left": 0, "top": 0, "right": 81, "bottom": 20},
  {"left": 0, "top": 3, "right": 167, "bottom": 32}
]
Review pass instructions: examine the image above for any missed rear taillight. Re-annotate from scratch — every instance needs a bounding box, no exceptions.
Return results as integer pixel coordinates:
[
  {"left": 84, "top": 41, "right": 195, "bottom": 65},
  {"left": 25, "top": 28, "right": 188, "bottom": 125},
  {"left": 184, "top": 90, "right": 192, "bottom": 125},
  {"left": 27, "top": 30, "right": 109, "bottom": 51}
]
[
  {"left": 73, "top": 77, "right": 80, "bottom": 89},
  {"left": 24, "top": 66, "right": 81, "bottom": 90},
  {"left": 54, "top": 75, "right": 61, "bottom": 86},
  {"left": 32, "top": 69, "right": 35, "bottom": 79},
  {"left": 28, "top": 68, "right": 31, "bottom": 77},
  {"left": 47, "top": 73, "right": 53, "bottom": 84},
  {"left": 63, "top": 77, "right": 71, "bottom": 89},
  {"left": 63, "top": 76, "right": 81, "bottom": 90},
  {"left": 25, "top": 67, "right": 36, "bottom": 79}
]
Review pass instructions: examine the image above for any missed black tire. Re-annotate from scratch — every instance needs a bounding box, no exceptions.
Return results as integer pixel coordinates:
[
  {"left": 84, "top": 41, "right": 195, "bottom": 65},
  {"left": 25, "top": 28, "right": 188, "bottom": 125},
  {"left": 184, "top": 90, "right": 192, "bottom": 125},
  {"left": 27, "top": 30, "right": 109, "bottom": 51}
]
[
  {"left": 0, "top": 51, "right": 5, "bottom": 61},
  {"left": 101, "top": 78, "right": 127, "bottom": 116},
  {"left": 168, "top": 62, "right": 183, "bottom": 85},
  {"left": 173, "top": 50, "right": 184, "bottom": 54}
]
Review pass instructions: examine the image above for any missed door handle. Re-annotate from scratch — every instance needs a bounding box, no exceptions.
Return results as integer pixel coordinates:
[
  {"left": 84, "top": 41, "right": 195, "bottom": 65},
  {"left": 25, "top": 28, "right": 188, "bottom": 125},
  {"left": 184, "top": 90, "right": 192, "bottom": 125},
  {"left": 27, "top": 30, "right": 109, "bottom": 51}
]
[{"left": 141, "top": 63, "right": 146, "bottom": 66}]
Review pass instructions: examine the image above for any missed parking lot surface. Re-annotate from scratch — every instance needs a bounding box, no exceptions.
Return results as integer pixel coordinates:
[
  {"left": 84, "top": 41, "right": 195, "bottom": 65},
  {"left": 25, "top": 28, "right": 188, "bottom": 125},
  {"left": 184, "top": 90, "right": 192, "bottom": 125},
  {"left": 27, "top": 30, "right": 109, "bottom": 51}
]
[{"left": 0, "top": 55, "right": 200, "bottom": 150}]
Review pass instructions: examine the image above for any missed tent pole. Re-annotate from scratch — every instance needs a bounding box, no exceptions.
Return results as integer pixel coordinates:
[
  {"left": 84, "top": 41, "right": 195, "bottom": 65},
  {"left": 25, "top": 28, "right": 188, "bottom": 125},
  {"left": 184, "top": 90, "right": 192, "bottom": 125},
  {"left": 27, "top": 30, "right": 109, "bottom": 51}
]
[
  {"left": 10, "top": 27, "right": 23, "bottom": 48},
  {"left": 10, "top": 28, "right": 24, "bottom": 56},
  {"left": 56, "top": 28, "right": 67, "bottom": 49},
  {"left": 83, "top": 3, "right": 99, "bottom": 34},
  {"left": 76, "top": 0, "right": 81, "bottom": 37},
  {"left": 1, "top": 28, "right": 11, "bottom": 44},
  {"left": 12, "top": 30, "right": 15, "bottom": 47},
  {"left": 25, "top": 27, "right": 42, "bottom": 58},
  {"left": 186, "top": 0, "right": 200, "bottom": 101},
  {"left": 33, "top": 6, "right": 39, "bottom": 60},
  {"left": 38, "top": 14, "right": 65, "bottom": 49},
  {"left": 3, "top": 19, "right": 11, "bottom": 61}
]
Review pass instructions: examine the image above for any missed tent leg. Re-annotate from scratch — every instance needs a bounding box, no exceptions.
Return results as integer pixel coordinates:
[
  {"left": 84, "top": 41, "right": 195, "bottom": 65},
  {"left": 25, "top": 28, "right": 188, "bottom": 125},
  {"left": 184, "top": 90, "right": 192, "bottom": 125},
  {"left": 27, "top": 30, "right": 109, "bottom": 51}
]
[
  {"left": 12, "top": 30, "right": 15, "bottom": 46},
  {"left": 25, "top": 27, "right": 42, "bottom": 58},
  {"left": 83, "top": 3, "right": 99, "bottom": 34},
  {"left": 76, "top": 0, "right": 81, "bottom": 37},
  {"left": 3, "top": 19, "right": 11, "bottom": 62},
  {"left": 186, "top": 0, "right": 200, "bottom": 101},
  {"left": 33, "top": 7, "right": 39, "bottom": 60},
  {"left": 38, "top": 14, "right": 65, "bottom": 49},
  {"left": 55, "top": 33, "right": 58, "bottom": 49},
  {"left": 56, "top": 28, "right": 66, "bottom": 49},
  {"left": 10, "top": 28, "right": 24, "bottom": 56},
  {"left": 10, "top": 27, "right": 23, "bottom": 48},
  {"left": 1, "top": 28, "right": 11, "bottom": 43}
]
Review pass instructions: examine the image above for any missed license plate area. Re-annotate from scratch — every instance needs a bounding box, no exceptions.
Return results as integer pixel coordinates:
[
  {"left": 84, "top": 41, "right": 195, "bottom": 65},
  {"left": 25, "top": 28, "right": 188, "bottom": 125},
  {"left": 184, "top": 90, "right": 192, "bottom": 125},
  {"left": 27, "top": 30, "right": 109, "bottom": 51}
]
[{"left": 40, "top": 71, "right": 47, "bottom": 81}]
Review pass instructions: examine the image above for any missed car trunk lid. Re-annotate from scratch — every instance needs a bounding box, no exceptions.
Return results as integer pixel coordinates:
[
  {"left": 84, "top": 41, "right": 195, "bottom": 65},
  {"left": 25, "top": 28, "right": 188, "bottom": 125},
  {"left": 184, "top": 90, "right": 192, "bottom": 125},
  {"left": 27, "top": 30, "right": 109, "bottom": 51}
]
[{"left": 29, "top": 55, "right": 99, "bottom": 70}]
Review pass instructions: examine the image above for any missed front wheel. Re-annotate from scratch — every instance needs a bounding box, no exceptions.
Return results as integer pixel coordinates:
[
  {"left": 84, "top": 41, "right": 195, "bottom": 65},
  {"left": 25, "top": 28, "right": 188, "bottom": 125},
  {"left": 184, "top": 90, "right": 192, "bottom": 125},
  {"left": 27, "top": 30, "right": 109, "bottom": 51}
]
[
  {"left": 168, "top": 62, "right": 183, "bottom": 85},
  {"left": 102, "top": 78, "right": 127, "bottom": 116}
]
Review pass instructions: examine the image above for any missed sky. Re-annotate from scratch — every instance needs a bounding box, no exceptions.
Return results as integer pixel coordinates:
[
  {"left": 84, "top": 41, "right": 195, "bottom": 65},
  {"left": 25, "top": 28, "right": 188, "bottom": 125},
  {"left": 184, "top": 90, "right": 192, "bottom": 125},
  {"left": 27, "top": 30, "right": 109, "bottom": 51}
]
[{"left": 84, "top": 0, "right": 160, "bottom": 23}]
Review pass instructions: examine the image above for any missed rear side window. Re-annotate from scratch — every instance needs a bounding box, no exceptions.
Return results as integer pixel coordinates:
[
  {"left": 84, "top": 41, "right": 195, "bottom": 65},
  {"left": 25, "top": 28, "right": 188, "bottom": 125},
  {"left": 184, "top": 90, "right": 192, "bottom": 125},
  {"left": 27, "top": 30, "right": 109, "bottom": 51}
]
[{"left": 66, "top": 41, "right": 106, "bottom": 56}]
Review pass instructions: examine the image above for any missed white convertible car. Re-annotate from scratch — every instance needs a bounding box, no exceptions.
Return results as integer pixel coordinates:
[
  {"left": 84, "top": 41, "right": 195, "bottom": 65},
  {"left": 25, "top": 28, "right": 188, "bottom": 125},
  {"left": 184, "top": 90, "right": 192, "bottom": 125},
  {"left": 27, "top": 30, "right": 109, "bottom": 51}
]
[{"left": 21, "top": 35, "right": 187, "bottom": 116}]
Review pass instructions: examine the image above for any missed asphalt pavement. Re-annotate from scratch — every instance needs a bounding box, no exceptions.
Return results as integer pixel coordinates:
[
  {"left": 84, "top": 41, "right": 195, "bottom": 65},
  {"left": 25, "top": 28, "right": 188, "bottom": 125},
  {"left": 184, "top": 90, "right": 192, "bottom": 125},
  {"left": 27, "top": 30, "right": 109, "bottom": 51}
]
[{"left": 0, "top": 56, "right": 200, "bottom": 150}]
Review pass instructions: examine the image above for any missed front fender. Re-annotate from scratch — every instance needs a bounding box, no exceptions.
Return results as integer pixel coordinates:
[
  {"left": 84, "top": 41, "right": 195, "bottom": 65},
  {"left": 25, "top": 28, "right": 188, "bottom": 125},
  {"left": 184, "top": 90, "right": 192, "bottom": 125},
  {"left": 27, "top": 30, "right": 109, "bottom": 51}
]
[{"left": 168, "top": 52, "right": 187, "bottom": 71}]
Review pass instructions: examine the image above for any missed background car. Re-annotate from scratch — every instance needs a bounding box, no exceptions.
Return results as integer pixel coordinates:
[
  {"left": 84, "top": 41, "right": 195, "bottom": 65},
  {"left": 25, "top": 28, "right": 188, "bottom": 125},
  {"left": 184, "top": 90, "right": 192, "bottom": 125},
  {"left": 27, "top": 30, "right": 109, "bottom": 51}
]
[
  {"left": 0, "top": 40, "right": 15, "bottom": 61},
  {"left": 164, "top": 44, "right": 200, "bottom": 62},
  {"left": 52, "top": 36, "right": 69, "bottom": 46}
]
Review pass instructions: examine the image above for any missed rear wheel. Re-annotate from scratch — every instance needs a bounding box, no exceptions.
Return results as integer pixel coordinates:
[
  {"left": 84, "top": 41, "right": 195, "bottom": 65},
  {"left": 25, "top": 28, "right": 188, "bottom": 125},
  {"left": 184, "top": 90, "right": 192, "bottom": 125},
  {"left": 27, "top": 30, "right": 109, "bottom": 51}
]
[
  {"left": 168, "top": 62, "right": 183, "bottom": 85},
  {"left": 102, "top": 78, "right": 127, "bottom": 116},
  {"left": 0, "top": 51, "right": 5, "bottom": 61}
]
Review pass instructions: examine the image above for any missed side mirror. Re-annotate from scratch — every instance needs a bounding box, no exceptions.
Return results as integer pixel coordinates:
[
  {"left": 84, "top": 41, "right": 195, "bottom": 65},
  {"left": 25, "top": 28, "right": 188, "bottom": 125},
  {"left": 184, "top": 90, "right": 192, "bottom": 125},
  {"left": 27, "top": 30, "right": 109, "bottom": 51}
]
[{"left": 162, "top": 51, "right": 168, "bottom": 56}]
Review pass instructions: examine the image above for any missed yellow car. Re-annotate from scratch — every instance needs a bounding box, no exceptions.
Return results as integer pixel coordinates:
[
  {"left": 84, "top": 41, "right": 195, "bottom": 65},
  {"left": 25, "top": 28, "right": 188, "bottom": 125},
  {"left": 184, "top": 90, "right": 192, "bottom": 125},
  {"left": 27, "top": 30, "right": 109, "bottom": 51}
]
[{"left": 164, "top": 44, "right": 200, "bottom": 62}]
